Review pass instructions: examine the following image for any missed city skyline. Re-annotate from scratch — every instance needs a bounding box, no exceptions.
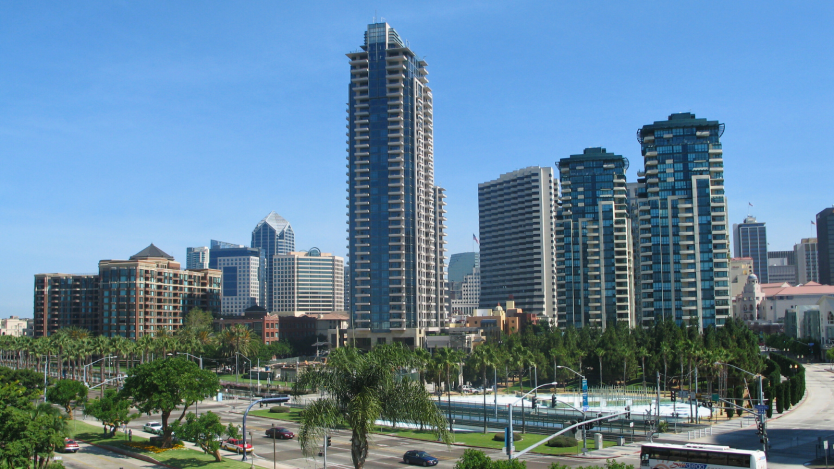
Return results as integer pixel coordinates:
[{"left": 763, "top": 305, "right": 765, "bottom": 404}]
[{"left": 2, "top": 2, "right": 833, "bottom": 318}]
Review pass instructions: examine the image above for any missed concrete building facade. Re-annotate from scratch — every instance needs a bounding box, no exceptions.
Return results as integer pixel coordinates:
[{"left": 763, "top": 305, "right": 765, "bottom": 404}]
[
  {"left": 795, "top": 238, "right": 820, "bottom": 284},
  {"left": 478, "top": 167, "right": 556, "bottom": 322},
  {"left": 273, "top": 248, "right": 344, "bottom": 314}
]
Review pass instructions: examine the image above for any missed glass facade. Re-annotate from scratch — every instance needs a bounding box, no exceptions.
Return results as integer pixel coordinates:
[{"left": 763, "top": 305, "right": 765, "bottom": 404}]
[
  {"left": 251, "top": 212, "right": 294, "bottom": 312},
  {"left": 347, "top": 23, "right": 446, "bottom": 336},
  {"left": 556, "top": 148, "right": 634, "bottom": 329},
  {"left": 636, "top": 113, "right": 730, "bottom": 329},
  {"left": 733, "top": 217, "right": 768, "bottom": 283}
]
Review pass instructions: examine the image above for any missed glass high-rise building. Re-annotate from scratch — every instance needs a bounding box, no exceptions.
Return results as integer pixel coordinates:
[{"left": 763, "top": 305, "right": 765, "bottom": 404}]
[
  {"left": 251, "top": 212, "right": 294, "bottom": 312},
  {"left": 816, "top": 207, "right": 834, "bottom": 285},
  {"left": 794, "top": 238, "right": 819, "bottom": 284},
  {"left": 186, "top": 246, "right": 209, "bottom": 270},
  {"left": 346, "top": 22, "right": 447, "bottom": 348},
  {"left": 733, "top": 216, "right": 768, "bottom": 283},
  {"left": 555, "top": 148, "right": 634, "bottom": 328},
  {"left": 635, "top": 113, "right": 730, "bottom": 329}
]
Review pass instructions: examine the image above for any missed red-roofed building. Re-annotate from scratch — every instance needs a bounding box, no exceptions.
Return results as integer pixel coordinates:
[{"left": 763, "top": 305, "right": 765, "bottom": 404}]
[{"left": 760, "top": 282, "right": 834, "bottom": 322}]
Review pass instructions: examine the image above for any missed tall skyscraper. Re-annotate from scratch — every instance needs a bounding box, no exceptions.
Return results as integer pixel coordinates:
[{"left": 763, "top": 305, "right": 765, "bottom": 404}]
[
  {"left": 817, "top": 207, "right": 834, "bottom": 285},
  {"left": 251, "top": 212, "right": 295, "bottom": 312},
  {"left": 346, "top": 22, "right": 447, "bottom": 348},
  {"left": 273, "top": 248, "right": 344, "bottom": 313},
  {"left": 186, "top": 246, "right": 209, "bottom": 270},
  {"left": 478, "top": 167, "right": 557, "bottom": 321},
  {"left": 216, "top": 251, "right": 261, "bottom": 316},
  {"left": 33, "top": 273, "right": 100, "bottom": 337},
  {"left": 449, "top": 252, "right": 481, "bottom": 317},
  {"left": 767, "top": 250, "right": 796, "bottom": 285},
  {"left": 733, "top": 216, "right": 768, "bottom": 283},
  {"left": 635, "top": 113, "right": 730, "bottom": 329},
  {"left": 449, "top": 252, "right": 479, "bottom": 286},
  {"left": 794, "top": 238, "right": 819, "bottom": 284},
  {"left": 555, "top": 148, "right": 635, "bottom": 328}
]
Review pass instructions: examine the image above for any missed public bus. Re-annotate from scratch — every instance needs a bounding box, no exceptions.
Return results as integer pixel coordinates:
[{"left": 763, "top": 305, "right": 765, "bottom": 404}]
[{"left": 640, "top": 443, "right": 767, "bottom": 469}]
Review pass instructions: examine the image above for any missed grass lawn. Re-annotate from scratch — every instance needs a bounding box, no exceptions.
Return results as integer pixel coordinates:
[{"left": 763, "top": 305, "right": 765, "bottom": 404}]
[
  {"left": 249, "top": 408, "right": 305, "bottom": 423},
  {"left": 375, "top": 427, "right": 615, "bottom": 455},
  {"left": 69, "top": 421, "right": 252, "bottom": 468}
]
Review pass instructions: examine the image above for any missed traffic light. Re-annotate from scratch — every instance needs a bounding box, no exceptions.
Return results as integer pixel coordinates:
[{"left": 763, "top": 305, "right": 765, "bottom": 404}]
[
  {"left": 671, "top": 391, "right": 676, "bottom": 403},
  {"left": 326, "top": 436, "right": 332, "bottom": 447},
  {"left": 625, "top": 406, "right": 631, "bottom": 420},
  {"left": 532, "top": 398, "right": 537, "bottom": 409},
  {"left": 551, "top": 394, "right": 557, "bottom": 408}
]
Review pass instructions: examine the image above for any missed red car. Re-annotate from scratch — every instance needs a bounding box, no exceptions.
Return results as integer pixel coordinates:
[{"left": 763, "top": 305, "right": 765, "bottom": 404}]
[
  {"left": 265, "top": 427, "right": 294, "bottom": 439},
  {"left": 221, "top": 438, "right": 253, "bottom": 453},
  {"left": 60, "top": 438, "right": 80, "bottom": 453}
]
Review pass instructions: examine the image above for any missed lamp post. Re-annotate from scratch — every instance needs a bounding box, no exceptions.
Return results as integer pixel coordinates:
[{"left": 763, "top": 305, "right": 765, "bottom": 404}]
[
  {"left": 83, "top": 356, "right": 118, "bottom": 386},
  {"left": 178, "top": 353, "right": 203, "bottom": 414},
  {"left": 557, "top": 366, "right": 588, "bottom": 454},
  {"left": 507, "top": 382, "right": 557, "bottom": 459},
  {"left": 716, "top": 362, "right": 766, "bottom": 453},
  {"left": 236, "top": 353, "right": 252, "bottom": 388},
  {"left": 271, "top": 424, "right": 276, "bottom": 469}
]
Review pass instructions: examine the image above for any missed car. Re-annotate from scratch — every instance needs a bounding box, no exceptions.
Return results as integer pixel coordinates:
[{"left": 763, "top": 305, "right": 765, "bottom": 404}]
[
  {"left": 221, "top": 438, "right": 253, "bottom": 454},
  {"left": 143, "top": 422, "right": 163, "bottom": 434},
  {"left": 265, "top": 427, "right": 294, "bottom": 439},
  {"left": 60, "top": 438, "right": 80, "bottom": 453},
  {"left": 403, "top": 450, "right": 438, "bottom": 466}
]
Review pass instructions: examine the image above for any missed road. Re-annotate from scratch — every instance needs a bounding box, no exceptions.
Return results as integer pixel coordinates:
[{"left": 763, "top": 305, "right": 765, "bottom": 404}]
[
  {"left": 664, "top": 363, "right": 834, "bottom": 469},
  {"left": 122, "top": 399, "right": 633, "bottom": 469}
]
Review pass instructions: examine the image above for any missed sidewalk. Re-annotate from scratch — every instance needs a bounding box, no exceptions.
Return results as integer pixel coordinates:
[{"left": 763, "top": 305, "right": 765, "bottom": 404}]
[{"left": 564, "top": 443, "right": 642, "bottom": 460}]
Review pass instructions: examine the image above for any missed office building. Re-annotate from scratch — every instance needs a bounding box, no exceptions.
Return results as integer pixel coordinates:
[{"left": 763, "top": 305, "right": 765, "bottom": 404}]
[
  {"left": 98, "top": 244, "right": 221, "bottom": 338},
  {"left": 33, "top": 273, "right": 100, "bottom": 337},
  {"left": 478, "top": 167, "right": 557, "bottom": 321},
  {"left": 767, "top": 250, "right": 796, "bottom": 285},
  {"left": 635, "top": 113, "right": 730, "bottom": 329},
  {"left": 251, "top": 212, "right": 295, "bottom": 312},
  {"left": 817, "top": 207, "right": 834, "bottom": 285},
  {"left": 211, "top": 239, "right": 245, "bottom": 250},
  {"left": 449, "top": 253, "right": 479, "bottom": 287},
  {"left": 449, "top": 252, "right": 480, "bottom": 316},
  {"left": 733, "top": 216, "right": 768, "bottom": 283},
  {"left": 346, "top": 22, "right": 447, "bottom": 348},
  {"left": 343, "top": 264, "right": 351, "bottom": 311},
  {"left": 730, "top": 257, "right": 754, "bottom": 299},
  {"left": 186, "top": 246, "right": 209, "bottom": 270},
  {"left": 1, "top": 316, "right": 33, "bottom": 337},
  {"left": 273, "top": 248, "right": 344, "bottom": 313},
  {"left": 555, "top": 148, "right": 634, "bottom": 328},
  {"left": 795, "top": 238, "right": 819, "bottom": 284},
  {"left": 217, "top": 252, "right": 261, "bottom": 316}
]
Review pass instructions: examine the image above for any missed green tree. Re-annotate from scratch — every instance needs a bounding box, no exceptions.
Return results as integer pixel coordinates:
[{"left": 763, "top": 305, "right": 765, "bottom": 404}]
[
  {"left": 184, "top": 308, "right": 214, "bottom": 330},
  {"left": 170, "top": 411, "right": 225, "bottom": 461},
  {"left": 455, "top": 449, "right": 493, "bottom": 469},
  {"left": 46, "top": 379, "right": 88, "bottom": 419},
  {"left": 469, "top": 344, "right": 498, "bottom": 433},
  {"left": 84, "top": 389, "right": 139, "bottom": 435},
  {"left": 120, "top": 357, "right": 220, "bottom": 447},
  {"left": 294, "top": 346, "right": 450, "bottom": 469}
]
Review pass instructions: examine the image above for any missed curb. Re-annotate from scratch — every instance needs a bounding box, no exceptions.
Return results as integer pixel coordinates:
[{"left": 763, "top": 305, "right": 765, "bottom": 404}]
[{"left": 76, "top": 439, "right": 176, "bottom": 469}]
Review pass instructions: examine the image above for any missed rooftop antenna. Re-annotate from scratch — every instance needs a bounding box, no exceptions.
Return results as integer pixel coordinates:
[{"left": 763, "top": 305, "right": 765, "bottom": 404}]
[{"left": 374, "top": 11, "right": 376, "bottom": 23}]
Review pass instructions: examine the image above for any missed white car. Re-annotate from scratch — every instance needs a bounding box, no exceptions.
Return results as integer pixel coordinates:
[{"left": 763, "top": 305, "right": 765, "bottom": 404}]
[{"left": 143, "top": 422, "right": 163, "bottom": 434}]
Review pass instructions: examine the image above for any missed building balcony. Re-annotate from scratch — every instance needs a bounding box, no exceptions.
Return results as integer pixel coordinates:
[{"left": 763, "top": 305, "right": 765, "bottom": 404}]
[{"left": 645, "top": 151, "right": 658, "bottom": 157}]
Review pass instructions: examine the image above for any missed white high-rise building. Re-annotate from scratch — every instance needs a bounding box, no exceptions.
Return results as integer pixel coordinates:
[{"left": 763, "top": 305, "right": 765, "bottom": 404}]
[
  {"left": 217, "top": 254, "right": 260, "bottom": 316},
  {"left": 186, "top": 246, "right": 209, "bottom": 270},
  {"left": 273, "top": 248, "right": 344, "bottom": 313},
  {"left": 346, "top": 22, "right": 447, "bottom": 348},
  {"left": 795, "top": 238, "right": 819, "bottom": 284},
  {"left": 478, "top": 167, "right": 557, "bottom": 322}
]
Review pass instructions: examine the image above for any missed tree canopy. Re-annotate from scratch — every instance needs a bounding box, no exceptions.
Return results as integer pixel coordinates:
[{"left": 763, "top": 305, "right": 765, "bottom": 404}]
[
  {"left": 46, "top": 379, "right": 88, "bottom": 419},
  {"left": 120, "top": 357, "right": 219, "bottom": 447}
]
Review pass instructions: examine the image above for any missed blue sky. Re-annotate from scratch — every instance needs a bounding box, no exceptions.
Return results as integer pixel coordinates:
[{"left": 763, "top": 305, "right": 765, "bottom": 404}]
[{"left": 1, "top": 1, "right": 832, "bottom": 318}]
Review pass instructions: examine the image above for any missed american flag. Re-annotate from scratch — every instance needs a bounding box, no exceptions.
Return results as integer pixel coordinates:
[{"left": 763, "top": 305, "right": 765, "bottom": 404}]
[{"left": 473, "top": 234, "right": 479, "bottom": 244}]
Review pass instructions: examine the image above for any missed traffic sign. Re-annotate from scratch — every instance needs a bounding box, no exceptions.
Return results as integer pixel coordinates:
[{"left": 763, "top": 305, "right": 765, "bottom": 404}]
[
  {"left": 582, "top": 405, "right": 589, "bottom": 412},
  {"left": 754, "top": 405, "right": 767, "bottom": 414},
  {"left": 712, "top": 393, "right": 720, "bottom": 402}
]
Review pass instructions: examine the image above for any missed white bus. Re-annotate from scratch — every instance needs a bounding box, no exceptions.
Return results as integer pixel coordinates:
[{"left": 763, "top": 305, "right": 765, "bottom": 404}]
[{"left": 641, "top": 443, "right": 766, "bottom": 469}]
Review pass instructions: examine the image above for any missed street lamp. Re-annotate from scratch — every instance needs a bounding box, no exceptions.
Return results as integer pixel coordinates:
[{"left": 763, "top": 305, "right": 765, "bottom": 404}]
[
  {"left": 177, "top": 353, "right": 204, "bottom": 414},
  {"left": 716, "top": 362, "right": 767, "bottom": 453},
  {"left": 83, "top": 356, "right": 117, "bottom": 386},
  {"left": 271, "top": 424, "right": 276, "bottom": 469},
  {"left": 507, "top": 382, "right": 556, "bottom": 459},
  {"left": 236, "top": 353, "right": 252, "bottom": 387},
  {"left": 557, "top": 366, "right": 588, "bottom": 453}
]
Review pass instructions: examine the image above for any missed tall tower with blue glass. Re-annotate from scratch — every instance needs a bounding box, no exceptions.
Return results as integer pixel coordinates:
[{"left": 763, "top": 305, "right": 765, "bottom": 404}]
[
  {"left": 346, "top": 23, "right": 447, "bottom": 348},
  {"left": 556, "top": 148, "right": 635, "bottom": 329},
  {"left": 251, "top": 212, "right": 295, "bottom": 312},
  {"left": 635, "top": 113, "right": 730, "bottom": 329}
]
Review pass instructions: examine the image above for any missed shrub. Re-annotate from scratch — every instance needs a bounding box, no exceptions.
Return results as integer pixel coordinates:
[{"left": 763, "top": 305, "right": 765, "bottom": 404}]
[
  {"left": 454, "top": 449, "right": 492, "bottom": 469},
  {"left": 269, "top": 406, "right": 291, "bottom": 413},
  {"left": 492, "top": 432, "right": 522, "bottom": 442},
  {"left": 658, "top": 420, "right": 669, "bottom": 433},
  {"left": 545, "top": 436, "right": 577, "bottom": 448}
]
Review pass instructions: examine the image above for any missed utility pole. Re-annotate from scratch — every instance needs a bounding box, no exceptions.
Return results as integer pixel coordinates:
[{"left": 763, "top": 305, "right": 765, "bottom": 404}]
[
  {"left": 695, "top": 367, "right": 699, "bottom": 424},
  {"left": 656, "top": 371, "right": 661, "bottom": 431},
  {"left": 758, "top": 374, "right": 767, "bottom": 453}
]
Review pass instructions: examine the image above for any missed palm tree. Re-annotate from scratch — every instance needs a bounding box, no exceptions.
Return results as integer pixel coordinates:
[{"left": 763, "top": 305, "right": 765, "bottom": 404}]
[
  {"left": 136, "top": 334, "right": 155, "bottom": 364},
  {"left": 469, "top": 344, "right": 497, "bottom": 433},
  {"left": 637, "top": 346, "right": 650, "bottom": 388},
  {"left": 433, "top": 347, "right": 464, "bottom": 431},
  {"left": 295, "top": 346, "right": 450, "bottom": 469},
  {"left": 49, "top": 332, "right": 71, "bottom": 379},
  {"left": 595, "top": 348, "right": 606, "bottom": 385},
  {"left": 660, "top": 341, "right": 672, "bottom": 391}
]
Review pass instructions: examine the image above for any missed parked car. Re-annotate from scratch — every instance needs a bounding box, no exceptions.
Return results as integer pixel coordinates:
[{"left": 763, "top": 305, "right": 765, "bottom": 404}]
[
  {"left": 458, "top": 385, "right": 474, "bottom": 393},
  {"left": 143, "top": 422, "right": 163, "bottom": 434},
  {"left": 60, "top": 438, "right": 80, "bottom": 453},
  {"left": 265, "top": 427, "right": 294, "bottom": 439},
  {"left": 221, "top": 438, "right": 253, "bottom": 453},
  {"left": 403, "top": 450, "right": 438, "bottom": 466}
]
